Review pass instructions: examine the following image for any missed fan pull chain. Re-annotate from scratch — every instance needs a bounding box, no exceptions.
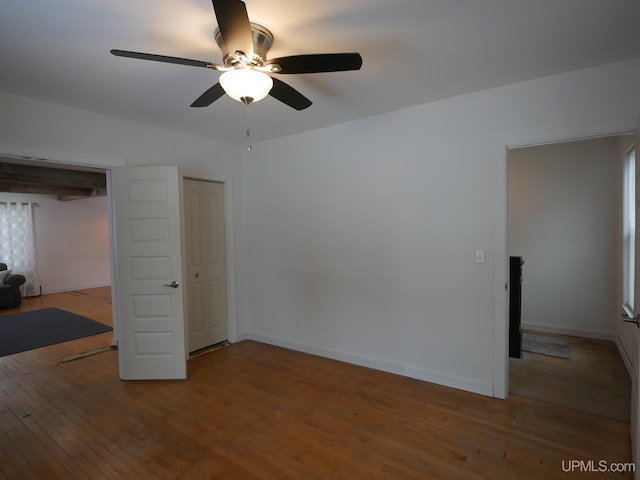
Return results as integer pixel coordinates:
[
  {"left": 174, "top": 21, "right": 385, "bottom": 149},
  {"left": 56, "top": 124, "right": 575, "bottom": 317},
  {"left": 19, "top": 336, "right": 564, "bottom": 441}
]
[{"left": 245, "top": 103, "right": 252, "bottom": 151}]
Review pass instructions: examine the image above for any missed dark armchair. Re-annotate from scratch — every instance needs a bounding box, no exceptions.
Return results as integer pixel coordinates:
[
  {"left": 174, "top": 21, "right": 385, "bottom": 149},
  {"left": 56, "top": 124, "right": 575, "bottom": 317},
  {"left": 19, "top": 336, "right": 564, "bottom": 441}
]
[{"left": 0, "top": 263, "right": 26, "bottom": 309}]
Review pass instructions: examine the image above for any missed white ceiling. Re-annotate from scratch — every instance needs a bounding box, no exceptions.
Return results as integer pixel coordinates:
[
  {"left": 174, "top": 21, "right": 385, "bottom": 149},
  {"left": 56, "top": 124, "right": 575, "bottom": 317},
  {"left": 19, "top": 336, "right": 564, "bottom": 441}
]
[{"left": 1, "top": 0, "right": 640, "bottom": 146}]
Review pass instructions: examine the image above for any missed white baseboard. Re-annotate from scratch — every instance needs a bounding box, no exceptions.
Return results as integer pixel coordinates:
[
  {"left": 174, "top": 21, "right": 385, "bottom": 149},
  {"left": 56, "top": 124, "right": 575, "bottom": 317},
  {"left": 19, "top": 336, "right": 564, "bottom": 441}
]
[
  {"left": 40, "top": 282, "right": 111, "bottom": 295},
  {"left": 238, "top": 332, "right": 493, "bottom": 397},
  {"left": 614, "top": 334, "right": 633, "bottom": 378},
  {"left": 402, "top": 365, "right": 493, "bottom": 396},
  {"left": 522, "top": 322, "right": 614, "bottom": 341}
]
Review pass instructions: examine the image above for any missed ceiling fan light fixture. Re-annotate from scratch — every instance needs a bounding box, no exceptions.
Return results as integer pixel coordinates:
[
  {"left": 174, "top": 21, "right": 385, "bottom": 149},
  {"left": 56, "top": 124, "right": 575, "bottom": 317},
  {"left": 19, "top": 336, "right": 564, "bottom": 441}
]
[{"left": 219, "top": 68, "right": 273, "bottom": 104}]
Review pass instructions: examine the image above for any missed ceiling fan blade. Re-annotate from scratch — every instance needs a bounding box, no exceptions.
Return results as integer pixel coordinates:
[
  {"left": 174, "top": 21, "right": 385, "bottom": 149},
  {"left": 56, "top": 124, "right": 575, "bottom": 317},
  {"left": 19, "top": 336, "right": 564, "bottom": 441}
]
[
  {"left": 268, "top": 53, "right": 362, "bottom": 74},
  {"left": 211, "top": 0, "right": 254, "bottom": 58},
  {"left": 269, "top": 78, "right": 312, "bottom": 111},
  {"left": 110, "top": 49, "right": 211, "bottom": 68},
  {"left": 191, "top": 83, "right": 225, "bottom": 107}
]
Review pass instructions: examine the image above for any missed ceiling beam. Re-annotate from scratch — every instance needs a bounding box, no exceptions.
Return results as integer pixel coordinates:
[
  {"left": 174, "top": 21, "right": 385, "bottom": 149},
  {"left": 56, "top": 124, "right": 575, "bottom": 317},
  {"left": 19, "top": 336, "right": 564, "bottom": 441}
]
[
  {"left": 0, "top": 162, "right": 106, "bottom": 199},
  {"left": 0, "top": 181, "right": 98, "bottom": 197}
]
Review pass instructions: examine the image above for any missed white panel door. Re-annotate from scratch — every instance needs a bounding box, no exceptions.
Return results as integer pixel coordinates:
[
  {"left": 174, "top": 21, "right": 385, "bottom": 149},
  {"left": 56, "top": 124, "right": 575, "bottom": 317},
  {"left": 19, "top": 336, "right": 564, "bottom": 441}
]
[
  {"left": 184, "top": 179, "right": 227, "bottom": 352},
  {"left": 112, "top": 166, "right": 186, "bottom": 380}
]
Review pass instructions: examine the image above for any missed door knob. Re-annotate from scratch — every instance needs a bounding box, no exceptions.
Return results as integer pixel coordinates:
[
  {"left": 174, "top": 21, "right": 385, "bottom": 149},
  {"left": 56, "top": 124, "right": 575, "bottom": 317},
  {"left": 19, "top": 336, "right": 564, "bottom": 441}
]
[
  {"left": 622, "top": 311, "right": 640, "bottom": 328},
  {"left": 163, "top": 280, "right": 180, "bottom": 289}
]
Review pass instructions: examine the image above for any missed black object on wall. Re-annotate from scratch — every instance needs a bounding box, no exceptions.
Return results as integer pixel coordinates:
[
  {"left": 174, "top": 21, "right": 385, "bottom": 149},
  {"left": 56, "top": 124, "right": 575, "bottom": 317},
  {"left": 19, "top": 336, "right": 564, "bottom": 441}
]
[{"left": 509, "top": 256, "right": 524, "bottom": 358}]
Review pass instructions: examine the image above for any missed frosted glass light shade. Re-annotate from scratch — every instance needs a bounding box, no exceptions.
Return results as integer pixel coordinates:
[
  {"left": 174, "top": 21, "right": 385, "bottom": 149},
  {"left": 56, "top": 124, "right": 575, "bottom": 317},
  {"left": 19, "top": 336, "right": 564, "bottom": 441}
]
[{"left": 219, "top": 68, "right": 273, "bottom": 103}]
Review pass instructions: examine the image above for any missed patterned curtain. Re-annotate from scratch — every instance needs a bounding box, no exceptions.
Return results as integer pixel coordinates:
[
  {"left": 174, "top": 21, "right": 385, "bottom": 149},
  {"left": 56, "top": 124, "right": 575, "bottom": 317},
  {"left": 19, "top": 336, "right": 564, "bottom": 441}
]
[{"left": 0, "top": 202, "right": 38, "bottom": 296}]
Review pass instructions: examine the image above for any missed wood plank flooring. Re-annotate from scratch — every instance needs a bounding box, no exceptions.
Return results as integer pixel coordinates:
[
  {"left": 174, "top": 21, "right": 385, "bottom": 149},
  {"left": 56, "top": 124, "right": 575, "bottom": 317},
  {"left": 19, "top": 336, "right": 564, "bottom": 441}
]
[
  {"left": 0, "top": 288, "right": 634, "bottom": 479},
  {"left": 510, "top": 331, "right": 631, "bottom": 422}
]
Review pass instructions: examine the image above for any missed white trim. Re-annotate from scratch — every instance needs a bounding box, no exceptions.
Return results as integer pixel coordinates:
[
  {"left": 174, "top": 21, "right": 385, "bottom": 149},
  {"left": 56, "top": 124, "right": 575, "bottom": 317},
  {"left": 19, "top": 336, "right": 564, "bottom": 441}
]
[
  {"left": 403, "top": 365, "right": 493, "bottom": 397},
  {"left": 500, "top": 128, "right": 635, "bottom": 150},
  {"left": 0, "top": 142, "right": 126, "bottom": 169},
  {"left": 522, "top": 324, "right": 614, "bottom": 341},
  {"left": 106, "top": 170, "right": 119, "bottom": 348},
  {"left": 492, "top": 141, "right": 509, "bottom": 399},
  {"left": 243, "top": 333, "right": 493, "bottom": 397},
  {"left": 238, "top": 333, "right": 404, "bottom": 375},
  {"left": 223, "top": 177, "right": 238, "bottom": 343},
  {"left": 40, "top": 282, "right": 112, "bottom": 295},
  {"left": 616, "top": 334, "right": 634, "bottom": 378}
]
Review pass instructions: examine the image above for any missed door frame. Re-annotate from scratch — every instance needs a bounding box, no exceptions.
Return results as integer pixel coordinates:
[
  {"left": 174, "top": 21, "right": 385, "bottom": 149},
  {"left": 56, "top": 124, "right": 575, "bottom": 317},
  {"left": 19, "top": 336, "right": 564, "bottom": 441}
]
[
  {"left": 0, "top": 142, "right": 125, "bottom": 345},
  {"left": 492, "top": 129, "right": 635, "bottom": 399}
]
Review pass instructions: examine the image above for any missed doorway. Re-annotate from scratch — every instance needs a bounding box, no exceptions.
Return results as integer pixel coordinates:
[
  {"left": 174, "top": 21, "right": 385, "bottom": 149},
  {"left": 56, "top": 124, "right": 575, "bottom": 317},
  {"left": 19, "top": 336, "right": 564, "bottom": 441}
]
[
  {"left": 505, "top": 135, "right": 631, "bottom": 418},
  {"left": 508, "top": 137, "right": 622, "bottom": 340},
  {"left": 0, "top": 159, "right": 110, "bottom": 299}
]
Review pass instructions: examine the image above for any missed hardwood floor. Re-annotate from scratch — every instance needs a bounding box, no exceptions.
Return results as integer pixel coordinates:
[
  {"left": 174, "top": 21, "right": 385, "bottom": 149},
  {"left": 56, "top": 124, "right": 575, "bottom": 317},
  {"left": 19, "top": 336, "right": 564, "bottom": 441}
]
[
  {"left": 3, "top": 287, "right": 114, "bottom": 325},
  {"left": 0, "top": 289, "right": 634, "bottom": 479},
  {"left": 510, "top": 331, "right": 631, "bottom": 422}
]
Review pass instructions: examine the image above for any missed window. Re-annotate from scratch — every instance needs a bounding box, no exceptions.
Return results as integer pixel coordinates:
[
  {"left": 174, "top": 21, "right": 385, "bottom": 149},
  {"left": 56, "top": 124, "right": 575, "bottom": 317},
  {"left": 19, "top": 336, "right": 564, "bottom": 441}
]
[
  {"left": 0, "top": 201, "right": 38, "bottom": 296},
  {"left": 623, "top": 146, "right": 636, "bottom": 312}
]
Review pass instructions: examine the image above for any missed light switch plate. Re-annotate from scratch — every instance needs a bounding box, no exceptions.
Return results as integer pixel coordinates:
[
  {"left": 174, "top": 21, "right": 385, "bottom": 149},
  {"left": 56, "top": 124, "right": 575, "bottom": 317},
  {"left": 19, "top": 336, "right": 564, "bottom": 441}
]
[{"left": 475, "top": 249, "right": 485, "bottom": 264}]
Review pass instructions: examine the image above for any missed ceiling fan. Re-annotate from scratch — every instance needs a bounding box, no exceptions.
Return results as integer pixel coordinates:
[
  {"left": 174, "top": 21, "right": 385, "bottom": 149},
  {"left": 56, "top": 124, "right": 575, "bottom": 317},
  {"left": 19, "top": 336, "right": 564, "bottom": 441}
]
[{"left": 111, "top": 0, "right": 363, "bottom": 111}]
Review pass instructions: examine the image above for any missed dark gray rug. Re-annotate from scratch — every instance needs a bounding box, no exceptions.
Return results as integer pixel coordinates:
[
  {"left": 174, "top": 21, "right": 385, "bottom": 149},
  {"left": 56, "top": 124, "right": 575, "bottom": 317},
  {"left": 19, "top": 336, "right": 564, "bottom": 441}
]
[
  {"left": 522, "top": 333, "right": 570, "bottom": 359},
  {"left": 0, "top": 307, "right": 112, "bottom": 357}
]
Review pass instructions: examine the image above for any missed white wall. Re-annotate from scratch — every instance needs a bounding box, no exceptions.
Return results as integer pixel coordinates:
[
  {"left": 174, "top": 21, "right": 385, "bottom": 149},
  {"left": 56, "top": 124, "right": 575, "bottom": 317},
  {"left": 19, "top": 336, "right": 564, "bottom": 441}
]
[
  {"left": 508, "top": 137, "right": 624, "bottom": 339},
  {"left": 0, "top": 91, "right": 241, "bottom": 171},
  {"left": 0, "top": 192, "right": 110, "bottom": 293},
  {"left": 241, "top": 57, "right": 640, "bottom": 396}
]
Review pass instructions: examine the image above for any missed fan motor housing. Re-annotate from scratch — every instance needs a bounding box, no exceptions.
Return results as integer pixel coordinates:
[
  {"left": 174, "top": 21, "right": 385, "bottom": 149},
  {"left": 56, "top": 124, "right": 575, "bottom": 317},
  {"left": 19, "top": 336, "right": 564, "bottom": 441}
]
[{"left": 215, "top": 22, "right": 274, "bottom": 67}]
